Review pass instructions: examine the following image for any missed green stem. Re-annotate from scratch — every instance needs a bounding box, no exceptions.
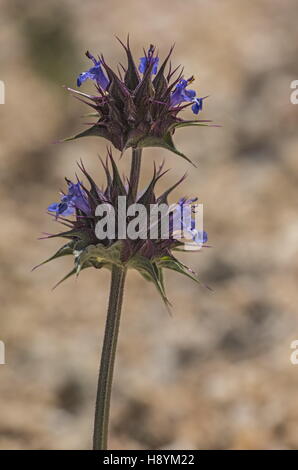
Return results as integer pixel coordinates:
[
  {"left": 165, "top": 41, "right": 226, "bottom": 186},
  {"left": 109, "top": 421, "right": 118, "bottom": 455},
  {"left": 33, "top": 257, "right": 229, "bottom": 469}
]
[
  {"left": 129, "top": 148, "right": 142, "bottom": 202},
  {"left": 93, "top": 265, "right": 127, "bottom": 450},
  {"left": 93, "top": 148, "right": 142, "bottom": 450}
]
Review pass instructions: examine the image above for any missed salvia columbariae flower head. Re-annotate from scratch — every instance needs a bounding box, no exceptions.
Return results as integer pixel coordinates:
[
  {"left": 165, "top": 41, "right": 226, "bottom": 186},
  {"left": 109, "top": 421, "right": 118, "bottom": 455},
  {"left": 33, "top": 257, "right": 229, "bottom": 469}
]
[
  {"left": 65, "top": 38, "right": 212, "bottom": 164},
  {"left": 36, "top": 151, "right": 208, "bottom": 308}
]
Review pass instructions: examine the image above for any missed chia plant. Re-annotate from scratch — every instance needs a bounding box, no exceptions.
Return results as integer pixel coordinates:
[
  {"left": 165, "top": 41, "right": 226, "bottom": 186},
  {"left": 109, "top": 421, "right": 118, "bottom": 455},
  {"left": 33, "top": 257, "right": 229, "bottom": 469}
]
[{"left": 35, "top": 38, "right": 213, "bottom": 450}]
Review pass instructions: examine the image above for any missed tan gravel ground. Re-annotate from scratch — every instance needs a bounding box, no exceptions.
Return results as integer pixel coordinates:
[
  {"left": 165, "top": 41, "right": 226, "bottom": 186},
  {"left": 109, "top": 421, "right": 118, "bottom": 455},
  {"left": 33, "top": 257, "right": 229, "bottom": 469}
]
[{"left": 0, "top": 0, "right": 298, "bottom": 449}]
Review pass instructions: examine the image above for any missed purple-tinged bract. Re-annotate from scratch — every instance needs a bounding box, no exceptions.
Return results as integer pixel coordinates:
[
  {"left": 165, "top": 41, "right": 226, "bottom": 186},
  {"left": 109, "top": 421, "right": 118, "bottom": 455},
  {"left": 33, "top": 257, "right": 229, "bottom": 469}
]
[
  {"left": 65, "top": 39, "right": 211, "bottom": 164},
  {"left": 38, "top": 152, "right": 208, "bottom": 306}
]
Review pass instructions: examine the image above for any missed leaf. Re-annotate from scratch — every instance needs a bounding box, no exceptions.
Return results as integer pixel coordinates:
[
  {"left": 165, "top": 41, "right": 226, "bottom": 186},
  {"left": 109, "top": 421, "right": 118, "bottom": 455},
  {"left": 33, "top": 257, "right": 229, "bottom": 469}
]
[
  {"left": 137, "top": 164, "right": 167, "bottom": 206},
  {"left": 135, "top": 133, "right": 195, "bottom": 165},
  {"left": 152, "top": 45, "right": 174, "bottom": 98},
  {"left": 134, "top": 60, "right": 155, "bottom": 105},
  {"left": 169, "top": 120, "right": 212, "bottom": 132},
  {"left": 116, "top": 36, "right": 140, "bottom": 91},
  {"left": 52, "top": 267, "right": 77, "bottom": 290},
  {"left": 47, "top": 228, "right": 92, "bottom": 243},
  {"left": 157, "top": 173, "right": 186, "bottom": 204},
  {"left": 157, "top": 255, "right": 203, "bottom": 286},
  {"left": 156, "top": 265, "right": 167, "bottom": 298},
  {"left": 61, "top": 125, "right": 111, "bottom": 143},
  {"left": 53, "top": 255, "right": 106, "bottom": 287},
  {"left": 129, "top": 255, "right": 171, "bottom": 310},
  {"left": 108, "top": 149, "right": 127, "bottom": 196},
  {"left": 52, "top": 262, "right": 96, "bottom": 289},
  {"left": 32, "top": 242, "right": 75, "bottom": 271},
  {"left": 123, "top": 129, "right": 146, "bottom": 151},
  {"left": 101, "top": 58, "right": 132, "bottom": 104},
  {"left": 75, "top": 241, "right": 123, "bottom": 273}
]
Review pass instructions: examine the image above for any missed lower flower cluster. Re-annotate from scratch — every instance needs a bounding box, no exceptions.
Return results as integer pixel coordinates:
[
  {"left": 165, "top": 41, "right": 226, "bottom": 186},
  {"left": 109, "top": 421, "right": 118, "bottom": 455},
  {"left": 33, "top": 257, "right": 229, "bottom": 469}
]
[{"left": 37, "top": 152, "right": 208, "bottom": 307}]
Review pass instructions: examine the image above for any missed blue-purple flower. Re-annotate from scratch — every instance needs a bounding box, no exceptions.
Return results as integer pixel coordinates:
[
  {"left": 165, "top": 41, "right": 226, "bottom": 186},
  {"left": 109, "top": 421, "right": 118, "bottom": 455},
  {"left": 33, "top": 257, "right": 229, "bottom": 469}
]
[
  {"left": 170, "top": 79, "right": 196, "bottom": 106},
  {"left": 77, "top": 51, "right": 109, "bottom": 90},
  {"left": 139, "top": 56, "right": 159, "bottom": 74},
  {"left": 191, "top": 97, "right": 204, "bottom": 115},
  {"left": 48, "top": 181, "right": 91, "bottom": 217},
  {"left": 170, "top": 78, "right": 204, "bottom": 115},
  {"left": 139, "top": 46, "right": 159, "bottom": 74},
  {"left": 171, "top": 198, "right": 208, "bottom": 245}
]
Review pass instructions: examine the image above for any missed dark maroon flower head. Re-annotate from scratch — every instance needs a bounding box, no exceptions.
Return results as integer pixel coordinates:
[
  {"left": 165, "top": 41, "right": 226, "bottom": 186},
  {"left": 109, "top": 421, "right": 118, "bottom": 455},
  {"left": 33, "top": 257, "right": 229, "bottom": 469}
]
[
  {"left": 65, "top": 38, "right": 212, "bottom": 164},
  {"left": 36, "top": 151, "right": 208, "bottom": 307}
]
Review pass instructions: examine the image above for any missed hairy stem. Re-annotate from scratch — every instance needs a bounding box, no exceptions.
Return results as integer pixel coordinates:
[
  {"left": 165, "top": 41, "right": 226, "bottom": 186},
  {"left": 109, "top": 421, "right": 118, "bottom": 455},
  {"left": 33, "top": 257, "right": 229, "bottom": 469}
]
[
  {"left": 93, "top": 148, "right": 142, "bottom": 450},
  {"left": 129, "top": 148, "right": 142, "bottom": 202},
  {"left": 93, "top": 265, "right": 127, "bottom": 450}
]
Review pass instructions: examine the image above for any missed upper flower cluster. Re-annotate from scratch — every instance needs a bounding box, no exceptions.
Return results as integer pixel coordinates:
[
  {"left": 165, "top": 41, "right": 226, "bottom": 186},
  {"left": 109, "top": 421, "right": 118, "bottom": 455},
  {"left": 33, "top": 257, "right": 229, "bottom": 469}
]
[{"left": 65, "top": 39, "right": 211, "bottom": 163}]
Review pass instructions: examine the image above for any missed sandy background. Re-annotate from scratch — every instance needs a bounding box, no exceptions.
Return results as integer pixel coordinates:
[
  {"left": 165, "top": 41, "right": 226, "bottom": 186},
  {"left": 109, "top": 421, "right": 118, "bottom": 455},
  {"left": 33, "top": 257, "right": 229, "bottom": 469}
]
[{"left": 0, "top": 0, "right": 298, "bottom": 449}]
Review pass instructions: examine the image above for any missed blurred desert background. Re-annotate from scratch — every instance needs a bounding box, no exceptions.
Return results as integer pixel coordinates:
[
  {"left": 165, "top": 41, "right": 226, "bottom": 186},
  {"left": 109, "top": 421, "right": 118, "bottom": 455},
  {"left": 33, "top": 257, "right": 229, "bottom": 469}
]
[{"left": 0, "top": 0, "right": 298, "bottom": 450}]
